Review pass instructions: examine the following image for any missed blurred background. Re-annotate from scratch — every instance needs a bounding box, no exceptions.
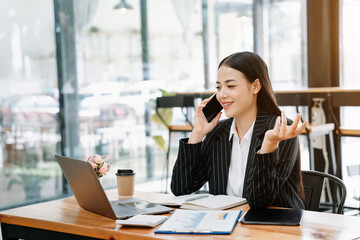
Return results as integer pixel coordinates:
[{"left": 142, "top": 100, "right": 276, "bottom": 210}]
[{"left": 0, "top": 0, "right": 359, "bottom": 215}]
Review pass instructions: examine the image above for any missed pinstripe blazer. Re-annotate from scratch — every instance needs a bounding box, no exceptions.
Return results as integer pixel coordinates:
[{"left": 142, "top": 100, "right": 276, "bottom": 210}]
[{"left": 170, "top": 111, "right": 304, "bottom": 209}]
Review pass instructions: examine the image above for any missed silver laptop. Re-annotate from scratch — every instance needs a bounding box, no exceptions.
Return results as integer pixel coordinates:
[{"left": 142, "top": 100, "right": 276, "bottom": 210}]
[{"left": 55, "top": 154, "right": 172, "bottom": 219}]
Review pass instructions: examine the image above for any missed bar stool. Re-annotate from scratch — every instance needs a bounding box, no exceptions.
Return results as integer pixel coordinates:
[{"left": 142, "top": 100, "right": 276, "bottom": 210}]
[
  {"left": 276, "top": 93, "right": 337, "bottom": 174},
  {"left": 155, "top": 95, "right": 194, "bottom": 193},
  {"left": 304, "top": 123, "right": 337, "bottom": 175}
]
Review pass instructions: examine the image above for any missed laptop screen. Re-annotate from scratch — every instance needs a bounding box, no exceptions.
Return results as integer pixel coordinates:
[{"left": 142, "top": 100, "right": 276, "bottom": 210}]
[{"left": 55, "top": 154, "right": 172, "bottom": 219}]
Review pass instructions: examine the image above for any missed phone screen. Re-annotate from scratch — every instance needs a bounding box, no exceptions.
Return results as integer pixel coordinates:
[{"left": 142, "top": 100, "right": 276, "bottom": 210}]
[{"left": 202, "top": 94, "right": 223, "bottom": 123}]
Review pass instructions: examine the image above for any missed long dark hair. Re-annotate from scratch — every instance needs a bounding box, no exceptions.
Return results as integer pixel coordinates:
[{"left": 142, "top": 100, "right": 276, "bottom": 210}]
[
  {"left": 218, "top": 51, "right": 281, "bottom": 116},
  {"left": 218, "top": 51, "right": 305, "bottom": 201}
]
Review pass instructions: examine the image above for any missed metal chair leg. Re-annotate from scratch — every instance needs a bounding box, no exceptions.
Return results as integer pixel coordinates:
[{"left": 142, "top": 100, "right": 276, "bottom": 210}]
[
  {"left": 327, "top": 132, "right": 341, "bottom": 204},
  {"left": 309, "top": 133, "right": 315, "bottom": 170},
  {"left": 165, "top": 131, "right": 171, "bottom": 194},
  {"left": 328, "top": 132, "right": 337, "bottom": 175}
]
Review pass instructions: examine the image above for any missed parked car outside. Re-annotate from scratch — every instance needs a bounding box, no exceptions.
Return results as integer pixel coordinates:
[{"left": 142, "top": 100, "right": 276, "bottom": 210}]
[
  {"left": 0, "top": 93, "right": 136, "bottom": 127},
  {"left": 0, "top": 95, "right": 59, "bottom": 127}
]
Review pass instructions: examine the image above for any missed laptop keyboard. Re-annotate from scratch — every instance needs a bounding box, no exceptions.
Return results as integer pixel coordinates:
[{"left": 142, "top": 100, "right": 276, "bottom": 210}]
[{"left": 110, "top": 200, "right": 146, "bottom": 218}]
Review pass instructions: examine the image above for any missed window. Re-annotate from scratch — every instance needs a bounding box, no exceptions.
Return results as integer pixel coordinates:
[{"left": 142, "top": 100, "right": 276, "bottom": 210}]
[
  {"left": 262, "top": 0, "right": 307, "bottom": 90},
  {"left": 0, "top": 0, "right": 309, "bottom": 209},
  {"left": 0, "top": 1, "right": 61, "bottom": 209},
  {"left": 148, "top": 1, "right": 204, "bottom": 91},
  {"left": 73, "top": 0, "right": 150, "bottom": 188},
  {"left": 340, "top": 0, "right": 360, "bottom": 208}
]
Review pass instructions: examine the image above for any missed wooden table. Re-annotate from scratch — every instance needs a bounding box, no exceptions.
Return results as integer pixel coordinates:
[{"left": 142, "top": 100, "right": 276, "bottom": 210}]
[{"left": 1, "top": 190, "right": 360, "bottom": 240}]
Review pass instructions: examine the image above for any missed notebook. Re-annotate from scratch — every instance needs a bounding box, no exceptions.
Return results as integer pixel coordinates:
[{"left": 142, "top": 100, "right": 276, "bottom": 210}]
[
  {"left": 156, "top": 194, "right": 247, "bottom": 210},
  {"left": 240, "top": 208, "right": 303, "bottom": 226},
  {"left": 55, "top": 154, "right": 172, "bottom": 220}
]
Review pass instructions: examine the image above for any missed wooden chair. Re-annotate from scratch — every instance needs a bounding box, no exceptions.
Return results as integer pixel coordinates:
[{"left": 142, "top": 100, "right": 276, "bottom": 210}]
[
  {"left": 302, "top": 170, "right": 347, "bottom": 214},
  {"left": 155, "top": 95, "right": 194, "bottom": 193}
]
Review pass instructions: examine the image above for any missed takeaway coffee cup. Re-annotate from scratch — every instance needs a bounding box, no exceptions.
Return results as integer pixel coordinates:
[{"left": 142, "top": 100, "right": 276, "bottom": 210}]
[{"left": 116, "top": 169, "right": 135, "bottom": 197}]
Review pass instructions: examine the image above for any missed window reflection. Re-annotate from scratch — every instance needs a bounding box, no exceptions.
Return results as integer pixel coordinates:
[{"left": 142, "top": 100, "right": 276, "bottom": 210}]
[
  {"left": 341, "top": 0, "right": 360, "bottom": 208},
  {"left": 0, "top": 0, "right": 309, "bottom": 209},
  {"left": 0, "top": 1, "right": 62, "bottom": 209},
  {"left": 263, "top": 0, "right": 306, "bottom": 90},
  {"left": 73, "top": 0, "right": 146, "bottom": 189}
]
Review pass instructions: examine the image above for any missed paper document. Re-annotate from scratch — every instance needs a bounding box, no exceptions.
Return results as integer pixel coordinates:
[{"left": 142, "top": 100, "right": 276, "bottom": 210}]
[{"left": 155, "top": 209, "right": 242, "bottom": 234}]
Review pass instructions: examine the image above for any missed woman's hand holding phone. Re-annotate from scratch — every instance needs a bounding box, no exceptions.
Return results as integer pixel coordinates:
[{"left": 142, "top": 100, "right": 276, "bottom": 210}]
[{"left": 188, "top": 97, "right": 222, "bottom": 144}]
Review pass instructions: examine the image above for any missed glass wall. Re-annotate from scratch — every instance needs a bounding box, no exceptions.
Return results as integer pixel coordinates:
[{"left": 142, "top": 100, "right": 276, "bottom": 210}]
[
  {"left": 208, "top": 0, "right": 254, "bottom": 86},
  {"left": 262, "top": 0, "right": 306, "bottom": 90},
  {"left": 0, "top": 0, "right": 308, "bottom": 209},
  {"left": 148, "top": 1, "right": 204, "bottom": 91},
  {"left": 252, "top": 0, "right": 309, "bottom": 168},
  {"left": 73, "top": 0, "right": 308, "bottom": 191},
  {"left": 72, "top": 0, "right": 205, "bottom": 191},
  {"left": 340, "top": 0, "right": 360, "bottom": 208},
  {"left": 72, "top": 0, "right": 146, "bottom": 189},
  {"left": 208, "top": 0, "right": 307, "bottom": 89},
  {"left": 0, "top": 0, "right": 62, "bottom": 209}
]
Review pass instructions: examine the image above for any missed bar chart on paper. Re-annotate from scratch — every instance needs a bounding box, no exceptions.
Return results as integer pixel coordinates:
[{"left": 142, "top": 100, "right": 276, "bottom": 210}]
[{"left": 155, "top": 209, "right": 241, "bottom": 234}]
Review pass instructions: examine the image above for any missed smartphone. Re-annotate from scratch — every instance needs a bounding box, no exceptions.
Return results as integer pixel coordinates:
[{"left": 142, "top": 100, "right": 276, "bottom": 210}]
[{"left": 202, "top": 93, "right": 223, "bottom": 123}]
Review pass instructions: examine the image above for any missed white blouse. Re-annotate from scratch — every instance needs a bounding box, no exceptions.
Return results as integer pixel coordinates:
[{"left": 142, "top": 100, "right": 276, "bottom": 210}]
[{"left": 226, "top": 118, "right": 255, "bottom": 197}]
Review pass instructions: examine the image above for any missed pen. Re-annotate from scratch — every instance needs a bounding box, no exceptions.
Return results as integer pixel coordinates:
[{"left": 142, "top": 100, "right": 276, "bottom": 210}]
[
  {"left": 172, "top": 228, "right": 212, "bottom": 233},
  {"left": 238, "top": 211, "right": 247, "bottom": 222},
  {"left": 184, "top": 195, "right": 209, "bottom": 202}
]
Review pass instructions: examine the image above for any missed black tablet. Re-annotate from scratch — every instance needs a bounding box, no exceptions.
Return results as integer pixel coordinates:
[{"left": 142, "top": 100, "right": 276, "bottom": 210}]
[{"left": 240, "top": 208, "right": 303, "bottom": 226}]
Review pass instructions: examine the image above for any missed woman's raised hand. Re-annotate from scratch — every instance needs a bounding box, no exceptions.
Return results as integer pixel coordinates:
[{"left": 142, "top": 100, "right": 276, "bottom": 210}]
[
  {"left": 259, "top": 111, "right": 308, "bottom": 154},
  {"left": 188, "top": 98, "right": 222, "bottom": 144}
]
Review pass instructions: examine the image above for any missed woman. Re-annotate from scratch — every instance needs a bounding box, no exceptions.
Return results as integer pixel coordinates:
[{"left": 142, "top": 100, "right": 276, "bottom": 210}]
[{"left": 170, "top": 51, "right": 308, "bottom": 209}]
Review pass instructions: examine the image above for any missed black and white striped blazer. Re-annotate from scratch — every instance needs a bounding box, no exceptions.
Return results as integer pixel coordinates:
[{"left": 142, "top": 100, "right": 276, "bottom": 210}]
[{"left": 170, "top": 111, "right": 304, "bottom": 209}]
